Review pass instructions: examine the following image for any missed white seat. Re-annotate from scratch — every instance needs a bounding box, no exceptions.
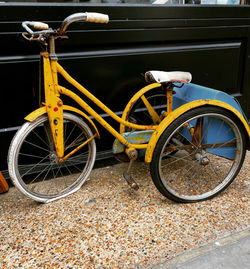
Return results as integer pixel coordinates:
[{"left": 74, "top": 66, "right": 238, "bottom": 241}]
[{"left": 145, "top": 70, "right": 192, "bottom": 84}]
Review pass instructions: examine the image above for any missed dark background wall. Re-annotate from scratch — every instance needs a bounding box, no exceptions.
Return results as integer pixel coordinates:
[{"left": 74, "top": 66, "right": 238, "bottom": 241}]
[{"left": 1, "top": 3, "right": 250, "bottom": 174}]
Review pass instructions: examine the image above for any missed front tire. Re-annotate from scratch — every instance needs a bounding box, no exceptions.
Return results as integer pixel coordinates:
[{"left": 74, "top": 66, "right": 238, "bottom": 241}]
[{"left": 8, "top": 112, "right": 96, "bottom": 203}]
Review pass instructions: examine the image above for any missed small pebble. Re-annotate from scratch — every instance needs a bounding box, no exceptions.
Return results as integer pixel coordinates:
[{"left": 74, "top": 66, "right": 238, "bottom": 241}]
[{"left": 0, "top": 152, "right": 249, "bottom": 268}]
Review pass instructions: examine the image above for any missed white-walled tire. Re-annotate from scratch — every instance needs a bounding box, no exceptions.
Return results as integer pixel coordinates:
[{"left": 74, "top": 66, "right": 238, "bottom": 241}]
[{"left": 8, "top": 112, "right": 96, "bottom": 203}]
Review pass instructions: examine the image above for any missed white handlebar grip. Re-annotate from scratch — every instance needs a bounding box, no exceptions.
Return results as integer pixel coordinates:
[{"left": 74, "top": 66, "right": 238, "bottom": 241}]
[
  {"left": 86, "top": 12, "right": 109, "bottom": 24},
  {"left": 30, "top": 21, "right": 49, "bottom": 30}
]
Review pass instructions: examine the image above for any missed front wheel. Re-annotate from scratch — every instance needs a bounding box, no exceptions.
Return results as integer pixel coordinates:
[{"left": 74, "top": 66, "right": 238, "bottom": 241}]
[
  {"left": 150, "top": 106, "right": 247, "bottom": 203},
  {"left": 8, "top": 112, "right": 96, "bottom": 203}
]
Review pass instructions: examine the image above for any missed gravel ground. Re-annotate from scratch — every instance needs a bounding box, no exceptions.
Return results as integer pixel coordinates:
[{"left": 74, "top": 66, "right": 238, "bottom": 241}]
[{"left": 0, "top": 152, "right": 249, "bottom": 268}]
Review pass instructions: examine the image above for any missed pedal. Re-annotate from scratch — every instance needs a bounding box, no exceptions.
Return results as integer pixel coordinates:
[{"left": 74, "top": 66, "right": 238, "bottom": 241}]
[
  {"left": 123, "top": 172, "right": 139, "bottom": 190},
  {"left": 123, "top": 148, "right": 139, "bottom": 190}
]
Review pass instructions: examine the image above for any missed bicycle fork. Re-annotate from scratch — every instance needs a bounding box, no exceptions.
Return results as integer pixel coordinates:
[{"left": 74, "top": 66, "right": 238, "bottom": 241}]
[
  {"left": 43, "top": 52, "right": 65, "bottom": 159},
  {"left": 43, "top": 52, "right": 97, "bottom": 162}
]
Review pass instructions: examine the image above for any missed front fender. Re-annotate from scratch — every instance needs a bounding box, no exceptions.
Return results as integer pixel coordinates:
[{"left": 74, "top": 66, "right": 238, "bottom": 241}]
[
  {"left": 24, "top": 105, "right": 100, "bottom": 138},
  {"left": 145, "top": 99, "right": 250, "bottom": 163}
]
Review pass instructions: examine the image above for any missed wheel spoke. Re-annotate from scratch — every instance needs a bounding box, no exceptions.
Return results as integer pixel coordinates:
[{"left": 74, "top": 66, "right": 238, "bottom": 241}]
[
  {"left": 178, "top": 131, "right": 199, "bottom": 150},
  {"left": 64, "top": 123, "right": 77, "bottom": 146},
  {"left": 10, "top": 113, "right": 96, "bottom": 202},
  {"left": 20, "top": 153, "right": 51, "bottom": 177},
  {"left": 23, "top": 139, "right": 50, "bottom": 153},
  {"left": 161, "top": 150, "right": 194, "bottom": 168},
  {"left": 65, "top": 131, "right": 85, "bottom": 151},
  {"left": 28, "top": 161, "right": 53, "bottom": 185},
  {"left": 19, "top": 152, "right": 50, "bottom": 160},
  {"left": 32, "top": 129, "right": 50, "bottom": 147},
  {"left": 151, "top": 109, "right": 245, "bottom": 202},
  {"left": 209, "top": 137, "right": 236, "bottom": 150}
]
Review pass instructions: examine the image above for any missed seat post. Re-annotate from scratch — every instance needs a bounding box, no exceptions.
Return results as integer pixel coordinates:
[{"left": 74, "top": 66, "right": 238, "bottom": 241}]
[{"left": 164, "top": 83, "right": 174, "bottom": 115}]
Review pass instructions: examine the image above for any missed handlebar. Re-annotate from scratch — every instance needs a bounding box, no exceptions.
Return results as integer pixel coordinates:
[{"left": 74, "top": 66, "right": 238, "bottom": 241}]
[
  {"left": 22, "top": 21, "right": 54, "bottom": 35},
  {"left": 22, "top": 12, "right": 109, "bottom": 37},
  {"left": 59, "top": 12, "right": 109, "bottom": 35}
]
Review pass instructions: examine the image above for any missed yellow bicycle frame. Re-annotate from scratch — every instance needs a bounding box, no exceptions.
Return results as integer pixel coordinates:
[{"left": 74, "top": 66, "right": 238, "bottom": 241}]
[
  {"left": 33, "top": 52, "right": 160, "bottom": 160},
  {"left": 25, "top": 52, "right": 250, "bottom": 162}
]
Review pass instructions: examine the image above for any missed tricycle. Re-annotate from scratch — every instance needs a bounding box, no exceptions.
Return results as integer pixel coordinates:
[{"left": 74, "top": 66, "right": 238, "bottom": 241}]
[{"left": 8, "top": 12, "right": 250, "bottom": 203}]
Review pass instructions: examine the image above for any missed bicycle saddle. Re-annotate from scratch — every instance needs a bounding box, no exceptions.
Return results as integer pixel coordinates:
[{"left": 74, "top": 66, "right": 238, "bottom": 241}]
[{"left": 145, "top": 71, "right": 192, "bottom": 84}]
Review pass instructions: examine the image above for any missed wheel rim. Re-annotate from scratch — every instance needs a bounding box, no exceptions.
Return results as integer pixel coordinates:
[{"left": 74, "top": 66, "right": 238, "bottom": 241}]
[
  {"left": 158, "top": 113, "right": 243, "bottom": 201},
  {"left": 12, "top": 114, "right": 95, "bottom": 200}
]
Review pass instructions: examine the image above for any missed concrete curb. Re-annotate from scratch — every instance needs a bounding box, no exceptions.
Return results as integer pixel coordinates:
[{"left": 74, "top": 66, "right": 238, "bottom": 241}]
[{"left": 151, "top": 228, "right": 250, "bottom": 269}]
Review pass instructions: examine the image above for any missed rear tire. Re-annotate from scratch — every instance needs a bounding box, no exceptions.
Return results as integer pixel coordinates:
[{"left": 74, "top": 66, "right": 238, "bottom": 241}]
[{"left": 150, "top": 106, "right": 246, "bottom": 203}]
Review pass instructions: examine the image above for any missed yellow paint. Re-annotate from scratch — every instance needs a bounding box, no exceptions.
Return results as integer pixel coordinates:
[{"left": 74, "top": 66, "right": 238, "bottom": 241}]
[
  {"left": 62, "top": 134, "right": 97, "bottom": 161},
  {"left": 24, "top": 105, "right": 100, "bottom": 139},
  {"left": 25, "top": 52, "right": 250, "bottom": 163},
  {"left": 43, "top": 54, "right": 64, "bottom": 158},
  {"left": 24, "top": 106, "right": 47, "bottom": 121},
  {"left": 63, "top": 105, "right": 100, "bottom": 139},
  {"left": 50, "top": 59, "right": 58, "bottom": 86},
  {"left": 25, "top": 59, "right": 153, "bottom": 161},
  {"left": 120, "top": 83, "right": 161, "bottom": 133},
  {"left": 113, "top": 130, "right": 154, "bottom": 154},
  {"left": 141, "top": 95, "right": 161, "bottom": 124},
  {"left": 56, "top": 63, "right": 157, "bottom": 131},
  {"left": 58, "top": 86, "right": 148, "bottom": 150},
  {"left": 144, "top": 99, "right": 250, "bottom": 163}
]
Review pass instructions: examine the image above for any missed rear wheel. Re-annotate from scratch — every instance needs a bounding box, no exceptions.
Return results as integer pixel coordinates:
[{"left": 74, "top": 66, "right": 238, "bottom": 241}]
[
  {"left": 150, "top": 106, "right": 246, "bottom": 203},
  {"left": 8, "top": 112, "right": 96, "bottom": 203}
]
